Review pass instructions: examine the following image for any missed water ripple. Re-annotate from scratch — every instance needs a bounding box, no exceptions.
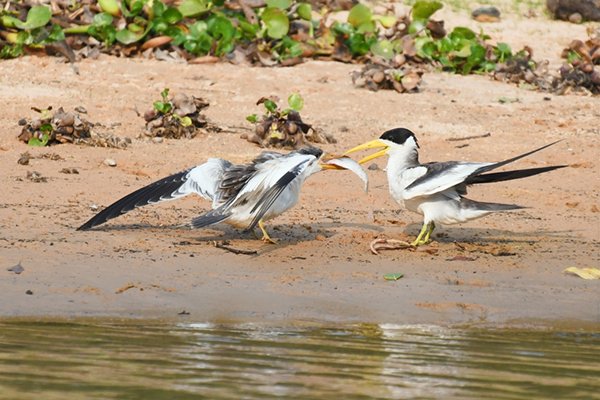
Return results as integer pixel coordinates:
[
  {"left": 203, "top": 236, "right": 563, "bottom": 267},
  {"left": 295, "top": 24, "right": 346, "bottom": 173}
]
[{"left": 0, "top": 320, "right": 598, "bottom": 399}]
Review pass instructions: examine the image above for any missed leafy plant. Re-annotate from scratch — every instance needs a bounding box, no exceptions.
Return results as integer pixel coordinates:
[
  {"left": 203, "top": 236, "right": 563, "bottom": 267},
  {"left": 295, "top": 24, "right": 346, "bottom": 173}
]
[
  {"left": 0, "top": 5, "right": 61, "bottom": 59},
  {"left": 153, "top": 88, "right": 173, "bottom": 114}
]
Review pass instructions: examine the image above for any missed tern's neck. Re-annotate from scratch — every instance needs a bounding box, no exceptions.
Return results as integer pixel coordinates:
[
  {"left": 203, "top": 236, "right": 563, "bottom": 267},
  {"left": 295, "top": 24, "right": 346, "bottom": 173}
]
[{"left": 385, "top": 144, "right": 419, "bottom": 179}]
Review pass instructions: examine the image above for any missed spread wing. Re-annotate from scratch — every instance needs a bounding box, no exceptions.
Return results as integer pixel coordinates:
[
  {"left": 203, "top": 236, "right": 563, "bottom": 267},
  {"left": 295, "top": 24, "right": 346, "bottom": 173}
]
[
  {"left": 77, "top": 158, "right": 231, "bottom": 230},
  {"left": 190, "top": 153, "right": 317, "bottom": 230},
  {"left": 402, "top": 141, "right": 562, "bottom": 200}
]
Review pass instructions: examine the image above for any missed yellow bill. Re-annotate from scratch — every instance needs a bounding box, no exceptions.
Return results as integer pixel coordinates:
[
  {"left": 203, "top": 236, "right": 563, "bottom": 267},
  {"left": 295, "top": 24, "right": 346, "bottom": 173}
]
[{"left": 343, "top": 139, "right": 389, "bottom": 164}]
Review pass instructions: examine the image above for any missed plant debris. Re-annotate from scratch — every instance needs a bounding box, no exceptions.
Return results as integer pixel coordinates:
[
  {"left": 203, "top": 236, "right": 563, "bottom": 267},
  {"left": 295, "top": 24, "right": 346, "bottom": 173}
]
[
  {"left": 59, "top": 168, "right": 79, "bottom": 174},
  {"left": 26, "top": 171, "right": 46, "bottom": 183},
  {"left": 17, "top": 106, "right": 130, "bottom": 148},
  {"left": 555, "top": 32, "right": 600, "bottom": 94},
  {"left": 142, "top": 88, "right": 220, "bottom": 139},
  {"left": 17, "top": 106, "right": 92, "bottom": 146},
  {"left": 245, "top": 94, "right": 335, "bottom": 148},
  {"left": 383, "top": 273, "right": 404, "bottom": 281},
  {"left": 352, "top": 59, "right": 424, "bottom": 93},
  {"left": 563, "top": 266, "right": 600, "bottom": 279}
]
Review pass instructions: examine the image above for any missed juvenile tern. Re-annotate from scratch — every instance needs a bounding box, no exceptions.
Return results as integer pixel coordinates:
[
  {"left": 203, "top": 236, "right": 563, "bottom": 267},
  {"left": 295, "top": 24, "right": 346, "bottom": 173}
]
[
  {"left": 77, "top": 147, "right": 367, "bottom": 242},
  {"left": 344, "top": 128, "right": 566, "bottom": 249}
]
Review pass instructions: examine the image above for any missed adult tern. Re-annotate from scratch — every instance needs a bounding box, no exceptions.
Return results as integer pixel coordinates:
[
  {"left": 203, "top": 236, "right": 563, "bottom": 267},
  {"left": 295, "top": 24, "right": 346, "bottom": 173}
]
[{"left": 344, "top": 128, "right": 565, "bottom": 249}]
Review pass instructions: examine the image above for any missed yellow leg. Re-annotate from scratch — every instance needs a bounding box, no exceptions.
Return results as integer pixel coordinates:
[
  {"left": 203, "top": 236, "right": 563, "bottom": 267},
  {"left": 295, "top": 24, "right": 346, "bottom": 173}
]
[
  {"left": 411, "top": 222, "right": 435, "bottom": 247},
  {"left": 258, "top": 219, "right": 276, "bottom": 244}
]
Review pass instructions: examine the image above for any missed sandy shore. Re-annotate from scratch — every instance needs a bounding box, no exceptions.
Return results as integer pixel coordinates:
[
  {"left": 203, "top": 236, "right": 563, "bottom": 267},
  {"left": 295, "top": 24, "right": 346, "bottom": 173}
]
[{"left": 1, "top": 11, "right": 599, "bottom": 326}]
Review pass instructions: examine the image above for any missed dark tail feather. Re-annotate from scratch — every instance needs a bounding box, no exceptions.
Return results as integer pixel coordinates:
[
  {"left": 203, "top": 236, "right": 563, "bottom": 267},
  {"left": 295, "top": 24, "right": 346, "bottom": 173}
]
[
  {"left": 77, "top": 169, "right": 190, "bottom": 231},
  {"left": 468, "top": 165, "right": 567, "bottom": 185},
  {"left": 190, "top": 209, "right": 232, "bottom": 229},
  {"left": 473, "top": 140, "right": 563, "bottom": 176},
  {"left": 461, "top": 198, "right": 526, "bottom": 212}
]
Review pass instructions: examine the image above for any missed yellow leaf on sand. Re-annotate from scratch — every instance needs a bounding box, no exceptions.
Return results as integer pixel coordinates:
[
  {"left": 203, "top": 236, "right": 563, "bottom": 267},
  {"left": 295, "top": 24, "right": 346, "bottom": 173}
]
[{"left": 563, "top": 267, "right": 600, "bottom": 280}]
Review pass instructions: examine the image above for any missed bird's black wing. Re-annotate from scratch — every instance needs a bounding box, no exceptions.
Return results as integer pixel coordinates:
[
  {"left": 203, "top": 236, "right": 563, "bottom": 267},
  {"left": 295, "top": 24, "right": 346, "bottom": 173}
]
[
  {"left": 77, "top": 159, "right": 231, "bottom": 231},
  {"left": 77, "top": 169, "right": 192, "bottom": 231}
]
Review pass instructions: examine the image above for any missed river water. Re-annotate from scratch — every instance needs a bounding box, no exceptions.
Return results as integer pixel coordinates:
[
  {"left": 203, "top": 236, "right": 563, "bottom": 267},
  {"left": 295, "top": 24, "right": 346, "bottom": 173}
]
[{"left": 0, "top": 320, "right": 598, "bottom": 399}]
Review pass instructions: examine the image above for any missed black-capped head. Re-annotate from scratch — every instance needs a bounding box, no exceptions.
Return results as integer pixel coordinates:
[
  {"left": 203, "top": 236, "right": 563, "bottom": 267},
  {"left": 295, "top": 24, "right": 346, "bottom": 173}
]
[
  {"left": 380, "top": 128, "right": 419, "bottom": 148},
  {"left": 296, "top": 146, "right": 323, "bottom": 158}
]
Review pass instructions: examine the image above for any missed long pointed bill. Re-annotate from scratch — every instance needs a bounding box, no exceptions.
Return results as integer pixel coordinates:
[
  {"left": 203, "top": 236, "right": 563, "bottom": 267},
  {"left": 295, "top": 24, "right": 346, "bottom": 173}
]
[{"left": 343, "top": 139, "right": 389, "bottom": 164}]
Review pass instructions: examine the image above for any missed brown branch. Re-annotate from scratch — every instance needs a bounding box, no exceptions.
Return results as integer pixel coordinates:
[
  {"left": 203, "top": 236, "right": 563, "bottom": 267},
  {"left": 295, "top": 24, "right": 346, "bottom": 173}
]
[
  {"left": 213, "top": 241, "right": 258, "bottom": 255},
  {"left": 446, "top": 132, "right": 491, "bottom": 142}
]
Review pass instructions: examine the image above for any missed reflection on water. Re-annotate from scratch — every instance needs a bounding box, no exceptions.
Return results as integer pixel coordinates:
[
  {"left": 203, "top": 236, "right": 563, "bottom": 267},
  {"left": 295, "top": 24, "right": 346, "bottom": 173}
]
[{"left": 0, "top": 320, "right": 598, "bottom": 399}]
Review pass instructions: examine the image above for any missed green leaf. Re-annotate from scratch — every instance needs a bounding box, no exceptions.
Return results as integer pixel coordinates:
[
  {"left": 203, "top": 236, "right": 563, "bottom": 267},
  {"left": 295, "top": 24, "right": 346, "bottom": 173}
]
[
  {"left": 116, "top": 27, "right": 145, "bottom": 44},
  {"left": 40, "top": 123, "right": 53, "bottom": 132},
  {"left": 347, "top": 32, "right": 375, "bottom": 56},
  {"left": 450, "top": 26, "right": 476, "bottom": 40},
  {"left": 163, "top": 8, "right": 183, "bottom": 24},
  {"left": 452, "top": 41, "right": 471, "bottom": 58},
  {"left": 178, "top": 0, "right": 211, "bottom": 17},
  {"left": 262, "top": 8, "right": 289, "bottom": 39},
  {"left": 348, "top": 4, "right": 372, "bottom": 28},
  {"left": 208, "top": 15, "right": 235, "bottom": 41},
  {"left": 93, "top": 12, "right": 114, "bottom": 27},
  {"left": 153, "top": 101, "right": 172, "bottom": 114},
  {"left": 411, "top": 0, "right": 442, "bottom": 22},
  {"left": 408, "top": 19, "right": 425, "bottom": 34},
  {"left": 383, "top": 273, "right": 404, "bottom": 281},
  {"left": 297, "top": 3, "right": 312, "bottom": 21},
  {"left": 371, "top": 39, "right": 394, "bottom": 59},
  {"left": 28, "top": 133, "right": 50, "bottom": 147},
  {"left": 264, "top": 99, "right": 278, "bottom": 113},
  {"left": 15, "top": 6, "right": 52, "bottom": 30},
  {"left": 266, "top": 0, "right": 291, "bottom": 9},
  {"left": 161, "top": 88, "right": 170, "bottom": 101},
  {"left": 174, "top": 115, "right": 193, "bottom": 127},
  {"left": 374, "top": 15, "right": 397, "bottom": 29},
  {"left": 287, "top": 93, "right": 304, "bottom": 111},
  {"left": 356, "top": 21, "right": 375, "bottom": 34},
  {"left": 495, "top": 42, "right": 512, "bottom": 62},
  {"left": 246, "top": 114, "right": 258, "bottom": 123},
  {"left": 99, "top": 0, "right": 121, "bottom": 16}
]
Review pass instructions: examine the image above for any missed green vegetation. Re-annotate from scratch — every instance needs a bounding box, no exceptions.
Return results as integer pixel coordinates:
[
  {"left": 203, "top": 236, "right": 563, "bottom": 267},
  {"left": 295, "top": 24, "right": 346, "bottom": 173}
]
[{"left": 0, "top": 1, "right": 546, "bottom": 86}]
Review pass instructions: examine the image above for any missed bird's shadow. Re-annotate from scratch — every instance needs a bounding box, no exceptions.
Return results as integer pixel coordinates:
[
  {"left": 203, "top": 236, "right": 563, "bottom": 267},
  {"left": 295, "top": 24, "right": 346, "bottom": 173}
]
[
  {"left": 74, "top": 219, "right": 587, "bottom": 256},
  {"left": 76, "top": 221, "right": 384, "bottom": 253}
]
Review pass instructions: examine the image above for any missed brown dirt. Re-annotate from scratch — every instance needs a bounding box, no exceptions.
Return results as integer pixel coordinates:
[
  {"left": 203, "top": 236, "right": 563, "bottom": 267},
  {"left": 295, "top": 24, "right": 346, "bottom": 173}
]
[{"left": 0, "top": 12, "right": 599, "bottom": 327}]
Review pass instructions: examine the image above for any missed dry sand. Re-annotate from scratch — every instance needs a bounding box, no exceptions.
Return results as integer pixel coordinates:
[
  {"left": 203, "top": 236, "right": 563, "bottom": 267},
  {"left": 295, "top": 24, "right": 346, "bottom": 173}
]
[{"left": 0, "top": 11, "right": 598, "bottom": 327}]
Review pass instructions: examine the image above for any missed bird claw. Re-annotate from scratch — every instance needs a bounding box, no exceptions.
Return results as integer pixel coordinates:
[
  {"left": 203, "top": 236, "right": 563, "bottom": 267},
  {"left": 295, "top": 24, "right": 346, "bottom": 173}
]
[
  {"left": 370, "top": 238, "right": 414, "bottom": 255},
  {"left": 261, "top": 235, "right": 277, "bottom": 244}
]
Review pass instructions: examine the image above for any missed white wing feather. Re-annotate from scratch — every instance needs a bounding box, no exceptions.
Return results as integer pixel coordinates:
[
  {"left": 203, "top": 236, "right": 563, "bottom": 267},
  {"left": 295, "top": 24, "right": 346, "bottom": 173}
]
[{"left": 402, "top": 162, "right": 492, "bottom": 200}]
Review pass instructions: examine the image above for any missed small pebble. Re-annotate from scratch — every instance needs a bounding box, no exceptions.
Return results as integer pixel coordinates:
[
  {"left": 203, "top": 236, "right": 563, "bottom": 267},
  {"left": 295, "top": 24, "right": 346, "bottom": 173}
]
[
  {"left": 152, "top": 137, "right": 164, "bottom": 144},
  {"left": 568, "top": 13, "right": 582, "bottom": 24},
  {"left": 25, "top": 290, "right": 33, "bottom": 295},
  {"left": 8, "top": 263, "right": 24, "bottom": 275},
  {"left": 104, "top": 158, "right": 117, "bottom": 167},
  {"left": 18, "top": 153, "right": 30, "bottom": 165},
  {"left": 472, "top": 6, "right": 501, "bottom": 22},
  {"left": 368, "top": 163, "right": 379, "bottom": 171}
]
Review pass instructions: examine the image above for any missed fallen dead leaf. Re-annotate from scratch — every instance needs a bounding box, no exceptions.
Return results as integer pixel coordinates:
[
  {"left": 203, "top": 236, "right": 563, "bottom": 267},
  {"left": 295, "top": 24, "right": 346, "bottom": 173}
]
[{"left": 563, "top": 267, "right": 600, "bottom": 280}]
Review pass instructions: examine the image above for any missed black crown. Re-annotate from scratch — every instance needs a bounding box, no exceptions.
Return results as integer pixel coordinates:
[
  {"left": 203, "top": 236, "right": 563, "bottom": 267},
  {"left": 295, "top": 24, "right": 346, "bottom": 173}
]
[{"left": 380, "top": 128, "right": 418, "bottom": 147}]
